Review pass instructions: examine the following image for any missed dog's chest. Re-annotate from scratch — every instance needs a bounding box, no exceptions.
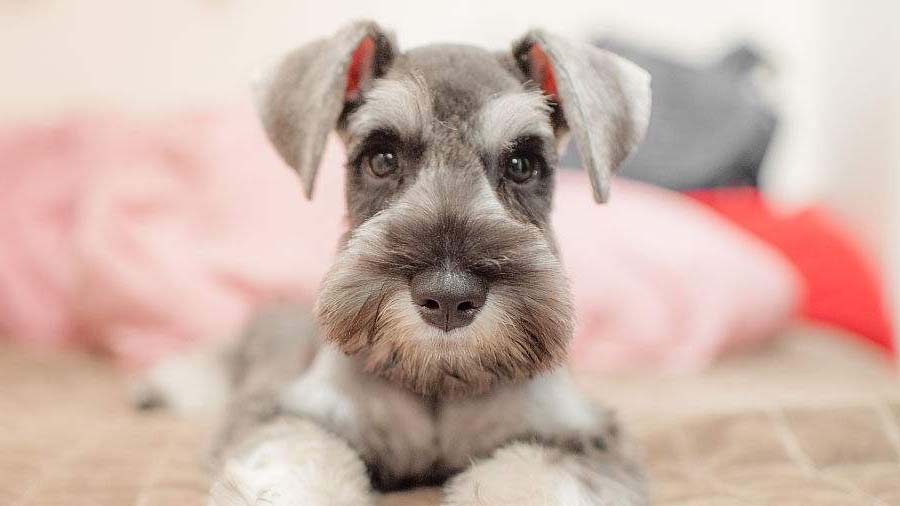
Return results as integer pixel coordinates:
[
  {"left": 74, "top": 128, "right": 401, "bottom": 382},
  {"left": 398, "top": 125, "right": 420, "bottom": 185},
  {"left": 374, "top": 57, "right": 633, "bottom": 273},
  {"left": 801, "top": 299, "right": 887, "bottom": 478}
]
[{"left": 278, "top": 348, "right": 608, "bottom": 490}]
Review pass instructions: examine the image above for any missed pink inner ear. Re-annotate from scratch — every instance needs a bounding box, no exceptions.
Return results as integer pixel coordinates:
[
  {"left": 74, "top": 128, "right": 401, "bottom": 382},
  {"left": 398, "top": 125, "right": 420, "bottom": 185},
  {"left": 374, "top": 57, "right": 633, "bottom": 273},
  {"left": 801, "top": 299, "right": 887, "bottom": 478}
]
[
  {"left": 529, "top": 44, "right": 558, "bottom": 99},
  {"left": 346, "top": 36, "right": 375, "bottom": 100}
]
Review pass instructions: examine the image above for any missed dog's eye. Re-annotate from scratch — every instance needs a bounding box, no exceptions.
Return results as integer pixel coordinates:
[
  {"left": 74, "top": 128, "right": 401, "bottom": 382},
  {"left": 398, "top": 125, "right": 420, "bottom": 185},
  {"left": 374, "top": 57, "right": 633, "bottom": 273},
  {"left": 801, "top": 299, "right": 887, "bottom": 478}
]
[
  {"left": 503, "top": 153, "right": 539, "bottom": 183},
  {"left": 365, "top": 151, "right": 399, "bottom": 178}
]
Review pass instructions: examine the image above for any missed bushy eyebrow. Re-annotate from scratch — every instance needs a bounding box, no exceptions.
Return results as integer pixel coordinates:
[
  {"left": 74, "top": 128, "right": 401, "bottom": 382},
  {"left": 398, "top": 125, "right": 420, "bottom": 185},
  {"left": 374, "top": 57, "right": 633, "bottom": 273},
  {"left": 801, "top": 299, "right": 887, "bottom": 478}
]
[
  {"left": 476, "top": 91, "right": 554, "bottom": 154},
  {"left": 348, "top": 75, "right": 433, "bottom": 141}
]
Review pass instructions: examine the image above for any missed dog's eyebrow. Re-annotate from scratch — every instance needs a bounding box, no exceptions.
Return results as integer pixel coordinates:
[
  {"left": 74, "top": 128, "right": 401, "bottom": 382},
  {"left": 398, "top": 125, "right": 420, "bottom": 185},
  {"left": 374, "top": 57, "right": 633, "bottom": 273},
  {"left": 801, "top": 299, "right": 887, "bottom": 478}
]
[
  {"left": 476, "top": 91, "right": 553, "bottom": 153},
  {"left": 348, "top": 75, "right": 433, "bottom": 141}
]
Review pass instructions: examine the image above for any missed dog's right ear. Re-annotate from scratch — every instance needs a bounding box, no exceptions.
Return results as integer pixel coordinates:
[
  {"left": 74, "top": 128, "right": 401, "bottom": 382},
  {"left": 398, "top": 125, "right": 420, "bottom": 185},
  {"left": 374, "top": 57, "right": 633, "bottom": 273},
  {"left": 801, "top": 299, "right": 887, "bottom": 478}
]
[{"left": 255, "top": 21, "right": 396, "bottom": 199}]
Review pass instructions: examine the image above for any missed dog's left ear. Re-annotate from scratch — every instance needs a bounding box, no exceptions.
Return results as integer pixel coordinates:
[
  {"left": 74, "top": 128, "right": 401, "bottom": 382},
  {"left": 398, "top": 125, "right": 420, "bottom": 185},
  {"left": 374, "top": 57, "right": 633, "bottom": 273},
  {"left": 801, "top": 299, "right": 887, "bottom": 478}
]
[
  {"left": 254, "top": 21, "right": 396, "bottom": 199},
  {"left": 512, "top": 31, "right": 651, "bottom": 203}
]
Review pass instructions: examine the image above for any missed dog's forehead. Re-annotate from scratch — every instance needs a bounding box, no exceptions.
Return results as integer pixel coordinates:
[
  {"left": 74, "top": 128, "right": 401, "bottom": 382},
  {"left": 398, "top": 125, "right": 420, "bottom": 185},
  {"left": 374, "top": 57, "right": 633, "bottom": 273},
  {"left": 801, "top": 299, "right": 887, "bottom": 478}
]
[
  {"left": 350, "top": 44, "right": 553, "bottom": 152},
  {"left": 395, "top": 44, "right": 523, "bottom": 121}
]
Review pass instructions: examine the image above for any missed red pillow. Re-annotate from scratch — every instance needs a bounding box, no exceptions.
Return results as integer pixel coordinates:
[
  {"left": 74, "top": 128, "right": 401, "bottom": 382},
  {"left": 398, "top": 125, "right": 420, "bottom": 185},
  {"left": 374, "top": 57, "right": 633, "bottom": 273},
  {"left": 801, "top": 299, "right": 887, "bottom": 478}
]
[{"left": 687, "top": 187, "right": 894, "bottom": 356}]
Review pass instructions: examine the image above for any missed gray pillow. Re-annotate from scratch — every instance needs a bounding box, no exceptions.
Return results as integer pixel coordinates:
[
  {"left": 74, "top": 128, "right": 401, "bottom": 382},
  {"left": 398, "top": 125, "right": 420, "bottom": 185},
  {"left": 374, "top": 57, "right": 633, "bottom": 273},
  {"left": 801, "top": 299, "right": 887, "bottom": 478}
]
[{"left": 561, "top": 41, "right": 777, "bottom": 189}]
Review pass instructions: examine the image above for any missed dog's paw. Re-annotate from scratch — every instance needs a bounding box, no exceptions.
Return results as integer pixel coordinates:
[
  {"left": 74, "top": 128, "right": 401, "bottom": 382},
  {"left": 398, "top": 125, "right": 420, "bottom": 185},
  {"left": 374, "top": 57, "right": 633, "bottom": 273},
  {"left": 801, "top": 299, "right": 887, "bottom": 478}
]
[
  {"left": 442, "top": 442, "right": 645, "bottom": 506},
  {"left": 208, "top": 461, "right": 314, "bottom": 506},
  {"left": 442, "top": 443, "right": 573, "bottom": 506},
  {"left": 208, "top": 462, "right": 278, "bottom": 506},
  {"left": 209, "top": 419, "right": 376, "bottom": 506},
  {"left": 130, "top": 348, "right": 231, "bottom": 416}
]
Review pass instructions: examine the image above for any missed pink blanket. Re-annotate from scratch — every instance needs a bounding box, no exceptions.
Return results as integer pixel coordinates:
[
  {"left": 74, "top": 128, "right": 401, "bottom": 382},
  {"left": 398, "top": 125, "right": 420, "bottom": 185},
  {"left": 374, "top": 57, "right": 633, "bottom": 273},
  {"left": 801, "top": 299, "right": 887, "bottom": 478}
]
[{"left": 0, "top": 109, "right": 798, "bottom": 370}]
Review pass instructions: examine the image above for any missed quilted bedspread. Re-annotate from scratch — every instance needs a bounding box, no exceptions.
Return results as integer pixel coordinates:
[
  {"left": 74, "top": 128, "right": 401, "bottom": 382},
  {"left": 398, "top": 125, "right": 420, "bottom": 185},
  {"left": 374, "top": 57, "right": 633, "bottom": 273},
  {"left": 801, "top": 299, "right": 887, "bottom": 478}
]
[{"left": 3, "top": 326, "right": 899, "bottom": 505}]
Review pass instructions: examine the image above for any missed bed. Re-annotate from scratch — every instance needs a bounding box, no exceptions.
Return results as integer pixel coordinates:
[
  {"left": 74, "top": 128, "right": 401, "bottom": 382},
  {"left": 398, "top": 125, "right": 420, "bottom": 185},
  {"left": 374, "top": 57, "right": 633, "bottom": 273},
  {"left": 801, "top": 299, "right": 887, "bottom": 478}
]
[{"left": 4, "top": 325, "right": 898, "bottom": 505}]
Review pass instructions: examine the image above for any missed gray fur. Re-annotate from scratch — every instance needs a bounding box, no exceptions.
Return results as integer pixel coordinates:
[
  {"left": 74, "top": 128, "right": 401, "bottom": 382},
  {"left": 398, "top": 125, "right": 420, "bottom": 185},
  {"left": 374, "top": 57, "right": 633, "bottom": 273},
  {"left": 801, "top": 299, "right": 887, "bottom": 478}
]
[
  {"left": 348, "top": 75, "right": 434, "bottom": 142},
  {"left": 476, "top": 91, "right": 554, "bottom": 155},
  {"left": 206, "top": 19, "right": 651, "bottom": 506},
  {"left": 256, "top": 21, "right": 397, "bottom": 198}
]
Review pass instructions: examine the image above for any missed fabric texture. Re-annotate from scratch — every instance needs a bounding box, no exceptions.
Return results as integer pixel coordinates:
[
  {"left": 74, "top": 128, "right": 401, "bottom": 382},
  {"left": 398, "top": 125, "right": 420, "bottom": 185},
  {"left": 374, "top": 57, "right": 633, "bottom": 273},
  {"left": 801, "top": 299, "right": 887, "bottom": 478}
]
[
  {"left": 3, "top": 327, "right": 899, "bottom": 505},
  {"left": 1, "top": 109, "right": 798, "bottom": 370},
  {"left": 555, "top": 172, "right": 800, "bottom": 371}
]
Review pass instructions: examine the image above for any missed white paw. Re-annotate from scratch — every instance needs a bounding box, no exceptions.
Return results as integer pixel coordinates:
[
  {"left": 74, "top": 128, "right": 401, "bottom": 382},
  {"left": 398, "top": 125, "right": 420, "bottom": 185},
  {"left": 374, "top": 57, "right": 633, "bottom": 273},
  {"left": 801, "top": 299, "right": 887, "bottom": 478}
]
[
  {"left": 443, "top": 443, "right": 644, "bottom": 506},
  {"left": 442, "top": 444, "right": 574, "bottom": 506},
  {"left": 209, "top": 461, "right": 303, "bottom": 506},
  {"left": 131, "top": 347, "right": 231, "bottom": 416},
  {"left": 209, "top": 420, "right": 375, "bottom": 506}
]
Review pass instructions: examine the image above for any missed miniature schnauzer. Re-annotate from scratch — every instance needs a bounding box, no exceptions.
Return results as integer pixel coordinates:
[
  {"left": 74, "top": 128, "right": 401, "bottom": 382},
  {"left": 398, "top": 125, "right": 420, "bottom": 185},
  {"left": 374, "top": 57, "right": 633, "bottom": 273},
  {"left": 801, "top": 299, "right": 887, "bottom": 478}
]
[{"left": 204, "top": 20, "right": 651, "bottom": 506}]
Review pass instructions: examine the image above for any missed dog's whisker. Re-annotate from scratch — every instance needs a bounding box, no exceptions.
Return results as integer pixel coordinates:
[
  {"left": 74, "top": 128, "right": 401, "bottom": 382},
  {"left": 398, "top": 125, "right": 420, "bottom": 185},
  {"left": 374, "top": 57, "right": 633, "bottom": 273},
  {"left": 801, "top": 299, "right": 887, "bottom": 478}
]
[{"left": 366, "top": 282, "right": 391, "bottom": 346}]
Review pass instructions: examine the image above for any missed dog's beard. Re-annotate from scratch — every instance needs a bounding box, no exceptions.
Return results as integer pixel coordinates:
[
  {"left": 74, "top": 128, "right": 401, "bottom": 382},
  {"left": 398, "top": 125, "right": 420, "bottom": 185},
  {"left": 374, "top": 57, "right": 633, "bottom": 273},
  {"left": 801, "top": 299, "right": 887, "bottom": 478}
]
[{"left": 315, "top": 196, "right": 573, "bottom": 398}]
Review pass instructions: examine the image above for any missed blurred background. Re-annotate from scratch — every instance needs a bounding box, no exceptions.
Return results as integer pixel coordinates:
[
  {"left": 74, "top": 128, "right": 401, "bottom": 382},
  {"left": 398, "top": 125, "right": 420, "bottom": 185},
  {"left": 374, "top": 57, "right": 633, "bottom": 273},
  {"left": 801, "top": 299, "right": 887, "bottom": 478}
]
[{"left": 1, "top": 1, "right": 898, "bottom": 368}]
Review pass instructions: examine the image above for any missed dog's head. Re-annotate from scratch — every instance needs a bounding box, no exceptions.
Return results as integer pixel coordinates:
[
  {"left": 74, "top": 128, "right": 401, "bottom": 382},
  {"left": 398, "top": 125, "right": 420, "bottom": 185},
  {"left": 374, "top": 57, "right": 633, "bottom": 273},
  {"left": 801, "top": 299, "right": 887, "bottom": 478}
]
[{"left": 256, "top": 21, "right": 650, "bottom": 397}]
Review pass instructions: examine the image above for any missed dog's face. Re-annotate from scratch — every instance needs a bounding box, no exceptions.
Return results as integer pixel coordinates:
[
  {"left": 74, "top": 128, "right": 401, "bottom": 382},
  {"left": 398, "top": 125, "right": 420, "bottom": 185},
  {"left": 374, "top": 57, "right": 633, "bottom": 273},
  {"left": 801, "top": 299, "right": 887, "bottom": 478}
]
[{"left": 256, "top": 22, "right": 650, "bottom": 397}]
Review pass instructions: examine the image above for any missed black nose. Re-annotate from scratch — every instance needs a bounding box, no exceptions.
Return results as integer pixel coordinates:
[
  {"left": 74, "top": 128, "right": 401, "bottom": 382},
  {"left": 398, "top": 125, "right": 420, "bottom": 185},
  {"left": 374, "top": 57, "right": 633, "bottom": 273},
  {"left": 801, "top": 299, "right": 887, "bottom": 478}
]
[{"left": 410, "top": 269, "right": 487, "bottom": 331}]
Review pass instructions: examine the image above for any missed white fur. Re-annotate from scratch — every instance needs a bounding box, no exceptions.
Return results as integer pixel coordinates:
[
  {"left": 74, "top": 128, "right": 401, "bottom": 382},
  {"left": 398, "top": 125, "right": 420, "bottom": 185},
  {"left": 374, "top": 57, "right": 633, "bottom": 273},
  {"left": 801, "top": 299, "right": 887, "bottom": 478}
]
[
  {"left": 477, "top": 91, "right": 554, "bottom": 154},
  {"left": 443, "top": 443, "right": 595, "bottom": 506},
  {"left": 133, "top": 345, "right": 231, "bottom": 416},
  {"left": 444, "top": 441, "right": 644, "bottom": 506},
  {"left": 279, "top": 348, "right": 440, "bottom": 479},
  {"left": 524, "top": 370, "right": 600, "bottom": 433},
  {"left": 349, "top": 75, "right": 433, "bottom": 140},
  {"left": 208, "top": 419, "right": 374, "bottom": 506},
  {"left": 438, "top": 368, "right": 610, "bottom": 470}
]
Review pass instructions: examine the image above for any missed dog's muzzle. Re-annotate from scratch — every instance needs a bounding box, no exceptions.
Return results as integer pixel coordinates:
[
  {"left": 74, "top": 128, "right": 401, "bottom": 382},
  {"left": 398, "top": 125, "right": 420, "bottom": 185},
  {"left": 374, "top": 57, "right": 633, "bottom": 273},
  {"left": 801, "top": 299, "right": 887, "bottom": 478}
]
[{"left": 315, "top": 169, "right": 574, "bottom": 396}]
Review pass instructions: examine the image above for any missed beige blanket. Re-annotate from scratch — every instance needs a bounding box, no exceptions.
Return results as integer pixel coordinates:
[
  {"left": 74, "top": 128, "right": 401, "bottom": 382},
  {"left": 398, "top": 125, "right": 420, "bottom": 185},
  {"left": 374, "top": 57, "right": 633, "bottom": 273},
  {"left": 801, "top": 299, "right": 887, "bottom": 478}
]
[{"left": 3, "top": 326, "right": 899, "bottom": 505}]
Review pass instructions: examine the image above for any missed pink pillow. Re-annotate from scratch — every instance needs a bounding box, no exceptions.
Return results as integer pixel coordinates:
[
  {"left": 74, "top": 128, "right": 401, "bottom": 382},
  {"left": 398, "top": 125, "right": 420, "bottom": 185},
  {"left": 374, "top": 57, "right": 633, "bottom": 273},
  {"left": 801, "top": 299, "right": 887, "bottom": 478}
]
[
  {"left": 0, "top": 110, "right": 344, "bottom": 365},
  {"left": 554, "top": 173, "right": 800, "bottom": 371},
  {"left": 0, "top": 109, "right": 799, "bottom": 371}
]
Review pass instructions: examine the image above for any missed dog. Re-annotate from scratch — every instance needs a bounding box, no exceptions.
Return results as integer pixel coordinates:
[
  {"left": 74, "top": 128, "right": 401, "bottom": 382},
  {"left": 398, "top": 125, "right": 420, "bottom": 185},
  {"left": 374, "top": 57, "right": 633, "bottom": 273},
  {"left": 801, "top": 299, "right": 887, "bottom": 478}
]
[{"left": 199, "top": 20, "right": 651, "bottom": 506}]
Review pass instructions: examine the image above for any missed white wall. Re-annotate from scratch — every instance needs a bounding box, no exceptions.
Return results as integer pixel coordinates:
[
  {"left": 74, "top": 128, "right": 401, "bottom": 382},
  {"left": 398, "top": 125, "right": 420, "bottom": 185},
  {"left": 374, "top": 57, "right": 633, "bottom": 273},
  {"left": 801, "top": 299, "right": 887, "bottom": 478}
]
[
  {"left": 0, "top": 0, "right": 827, "bottom": 196},
  {"left": 2, "top": 0, "right": 897, "bottom": 334},
  {"left": 809, "top": 2, "right": 899, "bottom": 352}
]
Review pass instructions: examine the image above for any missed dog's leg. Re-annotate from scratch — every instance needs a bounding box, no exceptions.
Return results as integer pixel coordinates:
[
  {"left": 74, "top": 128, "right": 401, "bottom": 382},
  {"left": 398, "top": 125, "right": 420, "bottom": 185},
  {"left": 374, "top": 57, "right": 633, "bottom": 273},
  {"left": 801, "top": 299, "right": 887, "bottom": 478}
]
[
  {"left": 131, "top": 302, "right": 318, "bottom": 416},
  {"left": 207, "top": 302, "right": 320, "bottom": 466},
  {"left": 442, "top": 442, "right": 647, "bottom": 506},
  {"left": 206, "top": 305, "right": 377, "bottom": 505},
  {"left": 130, "top": 342, "right": 233, "bottom": 415},
  {"left": 209, "top": 418, "right": 375, "bottom": 506}
]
